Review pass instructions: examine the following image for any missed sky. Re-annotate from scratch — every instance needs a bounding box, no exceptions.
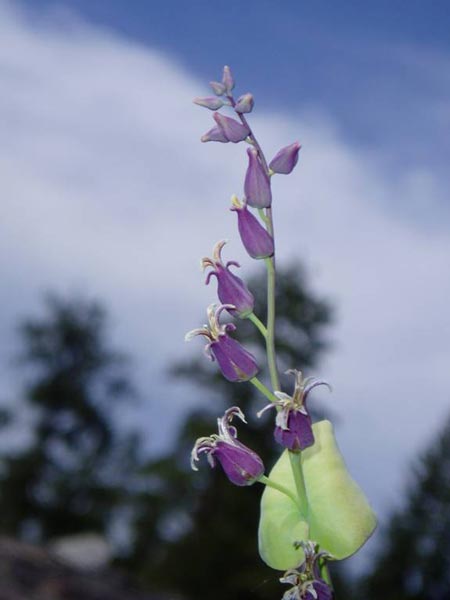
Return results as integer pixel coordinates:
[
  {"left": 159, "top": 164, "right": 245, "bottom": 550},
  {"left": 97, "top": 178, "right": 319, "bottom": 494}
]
[{"left": 1, "top": 0, "right": 450, "bottom": 571}]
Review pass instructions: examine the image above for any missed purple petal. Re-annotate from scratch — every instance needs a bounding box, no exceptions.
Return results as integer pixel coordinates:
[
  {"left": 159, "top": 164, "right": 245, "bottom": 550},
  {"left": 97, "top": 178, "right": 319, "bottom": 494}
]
[
  {"left": 274, "top": 411, "right": 314, "bottom": 451},
  {"left": 214, "top": 113, "right": 250, "bottom": 143},
  {"left": 210, "top": 336, "right": 258, "bottom": 382},
  {"left": 269, "top": 142, "right": 301, "bottom": 175},
  {"left": 231, "top": 202, "right": 274, "bottom": 259},
  {"left": 214, "top": 264, "right": 254, "bottom": 318},
  {"left": 215, "top": 440, "right": 264, "bottom": 486},
  {"left": 244, "top": 148, "right": 272, "bottom": 208}
]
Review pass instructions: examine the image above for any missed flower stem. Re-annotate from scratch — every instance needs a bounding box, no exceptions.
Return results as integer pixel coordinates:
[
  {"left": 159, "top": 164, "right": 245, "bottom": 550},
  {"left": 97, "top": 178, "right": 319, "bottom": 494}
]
[
  {"left": 230, "top": 99, "right": 281, "bottom": 392},
  {"left": 247, "top": 312, "right": 267, "bottom": 338},
  {"left": 264, "top": 255, "right": 280, "bottom": 390},
  {"left": 250, "top": 377, "right": 279, "bottom": 403},
  {"left": 288, "top": 450, "right": 307, "bottom": 512},
  {"left": 258, "top": 475, "right": 302, "bottom": 510}
]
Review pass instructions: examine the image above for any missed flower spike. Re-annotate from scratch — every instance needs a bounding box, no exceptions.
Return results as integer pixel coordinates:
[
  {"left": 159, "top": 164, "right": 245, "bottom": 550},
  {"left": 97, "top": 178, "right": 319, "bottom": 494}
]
[
  {"left": 257, "top": 370, "right": 331, "bottom": 451},
  {"left": 201, "top": 240, "right": 255, "bottom": 318},
  {"left": 191, "top": 406, "right": 264, "bottom": 486},
  {"left": 185, "top": 303, "right": 258, "bottom": 382}
]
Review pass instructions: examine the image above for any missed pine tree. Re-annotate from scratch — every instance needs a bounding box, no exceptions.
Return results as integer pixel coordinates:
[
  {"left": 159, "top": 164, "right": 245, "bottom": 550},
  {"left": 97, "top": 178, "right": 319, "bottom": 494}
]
[
  {"left": 361, "top": 415, "right": 450, "bottom": 599},
  {"left": 129, "top": 264, "right": 350, "bottom": 599},
  {"left": 0, "top": 295, "right": 140, "bottom": 543}
]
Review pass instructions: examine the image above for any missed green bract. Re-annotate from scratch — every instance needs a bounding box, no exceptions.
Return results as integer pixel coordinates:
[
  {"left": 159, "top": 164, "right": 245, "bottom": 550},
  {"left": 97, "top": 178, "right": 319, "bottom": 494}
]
[{"left": 258, "top": 420, "right": 377, "bottom": 570}]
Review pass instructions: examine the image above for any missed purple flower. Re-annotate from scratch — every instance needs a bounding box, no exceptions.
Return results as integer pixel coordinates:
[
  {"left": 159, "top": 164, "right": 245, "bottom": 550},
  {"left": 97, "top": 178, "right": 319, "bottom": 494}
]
[
  {"left": 244, "top": 148, "right": 272, "bottom": 208},
  {"left": 258, "top": 370, "right": 331, "bottom": 451},
  {"left": 280, "top": 542, "right": 334, "bottom": 600},
  {"left": 235, "top": 93, "right": 254, "bottom": 114},
  {"left": 191, "top": 406, "right": 264, "bottom": 486},
  {"left": 193, "top": 96, "right": 224, "bottom": 110},
  {"left": 202, "top": 240, "right": 254, "bottom": 318},
  {"left": 230, "top": 196, "right": 274, "bottom": 259},
  {"left": 269, "top": 142, "right": 301, "bottom": 175},
  {"left": 213, "top": 112, "right": 250, "bottom": 143},
  {"left": 185, "top": 303, "right": 258, "bottom": 382}
]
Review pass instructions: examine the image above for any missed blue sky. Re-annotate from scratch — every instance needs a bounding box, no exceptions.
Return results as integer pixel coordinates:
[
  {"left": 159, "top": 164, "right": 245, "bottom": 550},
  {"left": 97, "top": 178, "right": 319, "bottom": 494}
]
[{"left": 2, "top": 0, "right": 450, "bottom": 569}]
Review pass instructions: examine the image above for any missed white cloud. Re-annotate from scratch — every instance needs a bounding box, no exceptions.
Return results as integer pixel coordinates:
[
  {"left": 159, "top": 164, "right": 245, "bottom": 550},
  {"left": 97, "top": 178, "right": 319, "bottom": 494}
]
[{"left": 1, "top": 0, "right": 450, "bottom": 566}]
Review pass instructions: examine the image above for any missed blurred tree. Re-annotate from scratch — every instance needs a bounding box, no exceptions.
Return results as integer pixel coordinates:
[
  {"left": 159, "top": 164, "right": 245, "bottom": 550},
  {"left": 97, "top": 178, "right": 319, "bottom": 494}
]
[
  {"left": 360, "top": 415, "right": 450, "bottom": 600},
  {"left": 129, "top": 264, "right": 352, "bottom": 599},
  {"left": 0, "top": 295, "right": 141, "bottom": 544}
]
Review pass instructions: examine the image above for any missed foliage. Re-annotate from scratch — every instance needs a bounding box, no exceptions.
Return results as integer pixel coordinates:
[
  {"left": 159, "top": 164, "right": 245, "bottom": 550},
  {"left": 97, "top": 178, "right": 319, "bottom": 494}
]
[
  {"left": 0, "top": 295, "right": 140, "bottom": 542},
  {"left": 361, "top": 415, "right": 450, "bottom": 600}
]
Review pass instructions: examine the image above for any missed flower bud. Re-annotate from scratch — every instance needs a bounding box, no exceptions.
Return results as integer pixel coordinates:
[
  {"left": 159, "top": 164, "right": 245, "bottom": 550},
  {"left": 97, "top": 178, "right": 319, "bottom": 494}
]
[
  {"left": 235, "top": 93, "right": 254, "bottom": 114},
  {"left": 201, "top": 126, "right": 229, "bottom": 143},
  {"left": 244, "top": 148, "right": 272, "bottom": 208},
  {"left": 222, "top": 65, "right": 235, "bottom": 95},
  {"left": 210, "top": 80, "right": 226, "bottom": 96},
  {"left": 213, "top": 113, "right": 250, "bottom": 143},
  {"left": 230, "top": 196, "right": 274, "bottom": 259},
  {"left": 269, "top": 142, "right": 301, "bottom": 174},
  {"left": 193, "top": 96, "right": 224, "bottom": 110},
  {"left": 201, "top": 241, "right": 254, "bottom": 317},
  {"left": 191, "top": 407, "right": 265, "bottom": 486}
]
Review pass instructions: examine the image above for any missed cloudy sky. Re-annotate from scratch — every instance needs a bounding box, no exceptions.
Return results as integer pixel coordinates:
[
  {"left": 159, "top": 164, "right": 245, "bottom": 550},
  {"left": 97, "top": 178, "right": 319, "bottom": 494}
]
[{"left": 2, "top": 0, "right": 450, "bottom": 568}]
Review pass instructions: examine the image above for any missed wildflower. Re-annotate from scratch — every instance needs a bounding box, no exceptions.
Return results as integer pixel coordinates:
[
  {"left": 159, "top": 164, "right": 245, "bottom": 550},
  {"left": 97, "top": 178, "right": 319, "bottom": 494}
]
[
  {"left": 258, "top": 370, "right": 330, "bottom": 451},
  {"left": 230, "top": 195, "right": 274, "bottom": 259},
  {"left": 209, "top": 80, "right": 226, "bottom": 96},
  {"left": 280, "top": 542, "right": 334, "bottom": 599},
  {"left": 201, "top": 125, "right": 229, "bottom": 143},
  {"left": 191, "top": 406, "right": 264, "bottom": 486},
  {"left": 185, "top": 303, "right": 258, "bottom": 382},
  {"left": 244, "top": 148, "right": 272, "bottom": 208},
  {"left": 202, "top": 240, "right": 254, "bottom": 318},
  {"left": 269, "top": 142, "right": 301, "bottom": 175}
]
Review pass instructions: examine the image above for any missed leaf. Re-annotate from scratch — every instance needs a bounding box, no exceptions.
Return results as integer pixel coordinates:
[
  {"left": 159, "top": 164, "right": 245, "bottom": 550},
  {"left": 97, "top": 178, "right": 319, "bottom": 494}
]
[{"left": 258, "top": 420, "right": 377, "bottom": 569}]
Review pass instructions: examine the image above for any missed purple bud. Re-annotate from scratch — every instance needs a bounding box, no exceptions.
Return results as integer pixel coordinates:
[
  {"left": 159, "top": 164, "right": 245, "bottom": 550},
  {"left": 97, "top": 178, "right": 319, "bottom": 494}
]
[
  {"left": 202, "top": 241, "right": 254, "bottom": 317},
  {"left": 230, "top": 197, "right": 274, "bottom": 259},
  {"left": 235, "top": 93, "right": 254, "bottom": 114},
  {"left": 191, "top": 407, "right": 264, "bottom": 486},
  {"left": 274, "top": 410, "right": 314, "bottom": 451},
  {"left": 210, "top": 333, "right": 259, "bottom": 382},
  {"left": 244, "top": 148, "right": 272, "bottom": 208},
  {"left": 201, "top": 126, "right": 229, "bottom": 143},
  {"left": 210, "top": 80, "right": 226, "bottom": 96},
  {"left": 269, "top": 141, "right": 301, "bottom": 174},
  {"left": 193, "top": 96, "right": 224, "bottom": 110},
  {"left": 222, "top": 65, "right": 235, "bottom": 94},
  {"left": 213, "top": 112, "right": 250, "bottom": 143}
]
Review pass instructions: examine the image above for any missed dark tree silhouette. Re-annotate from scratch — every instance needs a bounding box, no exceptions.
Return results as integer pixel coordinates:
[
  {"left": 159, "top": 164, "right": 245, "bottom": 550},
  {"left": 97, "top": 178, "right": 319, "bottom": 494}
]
[
  {"left": 129, "top": 264, "right": 351, "bottom": 599},
  {"left": 361, "top": 415, "right": 450, "bottom": 600},
  {"left": 0, "top": 295, "right": 141, "bottom": 543}
]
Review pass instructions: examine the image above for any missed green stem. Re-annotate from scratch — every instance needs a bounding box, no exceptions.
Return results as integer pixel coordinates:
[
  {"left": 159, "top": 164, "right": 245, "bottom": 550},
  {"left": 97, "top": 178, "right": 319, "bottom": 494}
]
[
  {"left": 265, "top": 256, "right": 280, "bottom": 390},
  {"left": 247, "top": 312, "right": 267, "bottom": 338},
  {"left": 258, "top": 208, "right": 270, "bottom": 225},
  {"left": 250, "top": 377, "right": 279, "bottom": 404},
  {"left": 288, "top": 450, "right": 307, "bottom": 511},
  {"left": 258, "top": 475, "right": 301, "bottom": 510}
]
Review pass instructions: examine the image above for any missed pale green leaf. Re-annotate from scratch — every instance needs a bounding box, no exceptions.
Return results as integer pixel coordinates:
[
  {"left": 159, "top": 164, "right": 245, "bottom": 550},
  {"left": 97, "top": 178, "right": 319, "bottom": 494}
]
[{"left": 258, "top": 420, "right": 377, "bottom": 569}]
